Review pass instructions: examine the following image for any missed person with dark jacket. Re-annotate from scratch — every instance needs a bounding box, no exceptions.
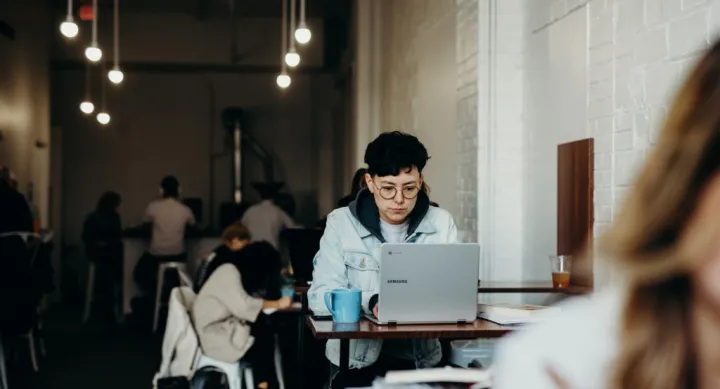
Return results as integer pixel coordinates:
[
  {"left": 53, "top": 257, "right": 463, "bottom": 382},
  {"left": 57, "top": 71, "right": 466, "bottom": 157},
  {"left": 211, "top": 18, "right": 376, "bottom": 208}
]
[
  {"left": 82, "top": 191, "right": 124, "bottom": 321},
  {"left": 0, "top": 166, "right": 35, "bottom": 335}
]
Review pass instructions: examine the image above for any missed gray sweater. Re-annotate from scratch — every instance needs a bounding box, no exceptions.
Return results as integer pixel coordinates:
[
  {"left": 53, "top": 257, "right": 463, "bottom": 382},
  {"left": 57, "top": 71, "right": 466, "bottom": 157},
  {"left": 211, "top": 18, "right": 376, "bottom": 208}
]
[{"left": 192, "top": 263, "right": 264, "bottom": 363}]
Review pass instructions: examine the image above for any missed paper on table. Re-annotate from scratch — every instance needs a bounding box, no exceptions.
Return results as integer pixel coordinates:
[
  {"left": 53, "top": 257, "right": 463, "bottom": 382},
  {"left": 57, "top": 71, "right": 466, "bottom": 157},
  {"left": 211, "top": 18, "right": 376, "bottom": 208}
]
[{"left": 381, "top": 367, "right": 492, "bottom": 385}]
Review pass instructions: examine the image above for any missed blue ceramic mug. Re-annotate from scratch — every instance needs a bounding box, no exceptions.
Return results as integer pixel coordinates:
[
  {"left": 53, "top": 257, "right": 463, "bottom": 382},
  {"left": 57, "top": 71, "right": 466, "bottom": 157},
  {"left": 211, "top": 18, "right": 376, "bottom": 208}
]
[{"left": 324, "top": 288, "right": 362, "bottom": 323}]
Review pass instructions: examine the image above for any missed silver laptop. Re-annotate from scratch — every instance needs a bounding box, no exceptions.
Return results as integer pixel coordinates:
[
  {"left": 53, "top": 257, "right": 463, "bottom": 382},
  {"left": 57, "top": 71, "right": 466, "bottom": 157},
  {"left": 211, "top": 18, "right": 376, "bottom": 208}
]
[{"left": 365, "top": 243, "right": 480, "bottom": 325}]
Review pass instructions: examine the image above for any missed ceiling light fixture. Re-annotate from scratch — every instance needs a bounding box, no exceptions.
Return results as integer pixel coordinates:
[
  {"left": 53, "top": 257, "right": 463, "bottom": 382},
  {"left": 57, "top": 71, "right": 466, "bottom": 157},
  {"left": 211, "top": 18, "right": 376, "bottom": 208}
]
[
  {"left": 294, "top": 0, "right": 311, "bottom": 44},
  {"left": 284, "top": 0, "right": 300, "bottom": 68},
  {"left": 108, "top": 0, "right": 124, "bottom": 84},
  {"left": 277, "top": 0, "right": 292, "bottom": 88},
  {"left": 84, "top": 0, "right": 102, "bottom": 62},
  {"left": 60, "top": 0, "right": 79, "bottom": 38},
  {"left": 80, "top": 62, "right": 95, "bottom": 114}
]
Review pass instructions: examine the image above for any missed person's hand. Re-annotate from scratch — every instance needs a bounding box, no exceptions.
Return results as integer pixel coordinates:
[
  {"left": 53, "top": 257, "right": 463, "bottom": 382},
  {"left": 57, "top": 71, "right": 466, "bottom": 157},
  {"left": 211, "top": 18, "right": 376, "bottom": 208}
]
[
  {"left": 277, "top": 296, "right": 293, "bottom": 310},
  {"left": 373, "top": 304, "right": 379, "bottom": 318}
]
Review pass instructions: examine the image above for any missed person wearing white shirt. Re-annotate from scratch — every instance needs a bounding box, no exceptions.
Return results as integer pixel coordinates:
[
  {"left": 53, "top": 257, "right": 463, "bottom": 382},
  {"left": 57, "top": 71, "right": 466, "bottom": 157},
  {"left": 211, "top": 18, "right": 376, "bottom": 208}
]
[
  {"left": 493, "top": 39, "right": 720, "bottom": 389},
  {"left": 241, "top": 184, "right": 298, "bottom": 250},
  {"left": 133, "top": 175, "right": 195, "bottom": 297}
]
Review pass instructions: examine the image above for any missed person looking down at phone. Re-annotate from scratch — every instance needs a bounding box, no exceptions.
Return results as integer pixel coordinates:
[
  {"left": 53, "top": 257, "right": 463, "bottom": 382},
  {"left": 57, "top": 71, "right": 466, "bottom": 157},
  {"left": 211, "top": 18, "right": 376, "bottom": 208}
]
[
  {"left": 308, "top": 131, "right": 459, "bottom": 388},
  {"left": 193, "top": 224, "right": 291, "bottom": 389}
]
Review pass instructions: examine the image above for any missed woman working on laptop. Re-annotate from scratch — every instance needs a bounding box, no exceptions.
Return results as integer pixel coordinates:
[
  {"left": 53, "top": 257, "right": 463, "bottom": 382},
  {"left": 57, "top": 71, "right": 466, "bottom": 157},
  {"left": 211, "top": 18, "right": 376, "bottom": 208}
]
[{"left": 307, "top": 131, "right": 459, "bottom": 388}]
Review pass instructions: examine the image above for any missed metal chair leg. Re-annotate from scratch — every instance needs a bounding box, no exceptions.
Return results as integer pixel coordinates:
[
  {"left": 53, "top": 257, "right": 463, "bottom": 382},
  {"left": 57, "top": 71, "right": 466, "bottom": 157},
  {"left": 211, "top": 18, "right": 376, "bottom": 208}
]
[
  {"left": 27, "top": 332, "right": 38, "bottom": 372},
  {"left": 275, "top": 336, "right": 285, "bottom": 389},
  {"left": 0, "top": 336, "right": 9, "bottom": 389},
  {"left": 82, "top": 262, "right": 96, "bottom": 324},
  {"left": 152, "top": 265, "right": 166, "bottom": 333}
]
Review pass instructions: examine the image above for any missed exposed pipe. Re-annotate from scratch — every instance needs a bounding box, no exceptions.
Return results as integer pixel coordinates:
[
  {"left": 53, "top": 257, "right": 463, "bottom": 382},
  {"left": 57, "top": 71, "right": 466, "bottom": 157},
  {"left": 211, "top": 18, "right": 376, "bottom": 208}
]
[{"left": 233, "top": 119, "right": 242, "bottom": 203}]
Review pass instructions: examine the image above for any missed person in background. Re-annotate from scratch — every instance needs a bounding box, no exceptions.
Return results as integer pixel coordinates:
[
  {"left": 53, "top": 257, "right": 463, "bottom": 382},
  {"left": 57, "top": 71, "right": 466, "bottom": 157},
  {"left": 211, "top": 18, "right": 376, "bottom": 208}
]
[
  {"left": 494, "top": 38, "right": 720, "bottom": 389},
  {"left": 193, "top": 234, "right": 292, "bottom": 389},
  {"left": 195, "top": 221, "right": 283, "bottom": 297},
  {"left": 337, "top": 168, "right": 368, "bottom": 208},
  {"left": 0, "top": 166, "right": 35, "bottom": 335},
  {"left": 241, "top": 183, "right": 299, "bottom": 250},
  {"left": 273, "top": 192, "right": 297, "bottom": 220},
  {"left": 308, "top": 131, "right": 458, "bottom": 388},
  {"left": 82, "top": 191, "right": 124, "bottom": 321},
  {"left": 133, "top": 175, "right": 195, "bottom": 297}
]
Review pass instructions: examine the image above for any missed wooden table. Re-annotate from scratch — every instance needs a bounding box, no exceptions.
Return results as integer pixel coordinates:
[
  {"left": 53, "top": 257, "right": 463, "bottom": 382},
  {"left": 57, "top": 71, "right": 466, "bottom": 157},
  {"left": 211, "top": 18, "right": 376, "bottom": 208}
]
[
  {"left": 296, "top": 282, "right": 591, "bottom": 296},
  {"left": 307, "top": 316, "right": 511, "bottom": 388},
  {"left": 477, "top": 281, "right": 592, "bottom": 295}
]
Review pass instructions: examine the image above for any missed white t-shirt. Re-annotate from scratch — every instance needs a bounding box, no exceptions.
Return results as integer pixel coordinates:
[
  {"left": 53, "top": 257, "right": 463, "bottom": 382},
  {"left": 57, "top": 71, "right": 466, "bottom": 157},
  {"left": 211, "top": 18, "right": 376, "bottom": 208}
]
[
  {"left": 380, "top": 219, "right": 409, "bottom": 244},
  {"left": 492, "top": 288, "right": 623, "bottom": 389},
  {"left": 240, "top": 199, "right": 298, "bottom": 250},
  {"left": 143, "top": 198, "right": 195, "bottom": 256},
  {"left": 379, "top": 219, "right": 412, "bottom": 359}
]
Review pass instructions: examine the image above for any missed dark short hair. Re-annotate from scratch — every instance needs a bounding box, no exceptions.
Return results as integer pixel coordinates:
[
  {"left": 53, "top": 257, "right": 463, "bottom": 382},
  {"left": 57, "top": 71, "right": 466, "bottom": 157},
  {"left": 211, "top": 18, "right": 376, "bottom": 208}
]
[
  {"left": 96, "top": 191, "right": 121, "bottom": 212},
  {"left": 222, "top": 221, "right": 252, "bottom": 242},
  {"left": 161, "top": 175, "right": 180, "bottom": 197},
  {"left": 364, "top": 131, "right": 430, "bottom": 177}
]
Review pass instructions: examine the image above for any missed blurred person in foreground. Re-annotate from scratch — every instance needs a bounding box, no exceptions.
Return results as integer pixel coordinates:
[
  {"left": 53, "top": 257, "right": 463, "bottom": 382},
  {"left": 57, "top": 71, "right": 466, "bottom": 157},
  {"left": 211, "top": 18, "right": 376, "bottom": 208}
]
[{"left": 494, "top": 38, "right": 720, "bottom": 389}]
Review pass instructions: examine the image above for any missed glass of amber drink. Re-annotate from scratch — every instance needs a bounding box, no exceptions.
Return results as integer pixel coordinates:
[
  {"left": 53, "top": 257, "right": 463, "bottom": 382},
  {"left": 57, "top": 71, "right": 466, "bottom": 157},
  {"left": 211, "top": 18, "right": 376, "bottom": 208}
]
[{"left": 550, "top": 255, "right": 572, "bottom": 288}]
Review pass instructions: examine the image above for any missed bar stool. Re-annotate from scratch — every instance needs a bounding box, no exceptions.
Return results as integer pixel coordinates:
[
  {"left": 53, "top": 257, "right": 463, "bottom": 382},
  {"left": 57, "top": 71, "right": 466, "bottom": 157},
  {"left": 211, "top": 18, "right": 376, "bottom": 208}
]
[
  {"left": 82, "top": 262, "right": 123, "bottom": 324},
  {"left": 153, "top": 261, "right": 189, "bottom": 333}
]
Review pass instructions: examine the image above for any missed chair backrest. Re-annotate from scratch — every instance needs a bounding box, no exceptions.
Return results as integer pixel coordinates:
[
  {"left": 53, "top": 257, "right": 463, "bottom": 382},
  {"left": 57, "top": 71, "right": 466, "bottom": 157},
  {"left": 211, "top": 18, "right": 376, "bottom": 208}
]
[
  {"left": 280, "top": 228, "right": 322, "bottom": 284},
  {"left": 194, "top": 252, "right": 217, "bottom": 293},
  {"left": 155, "top": 286, "right": 200, "bottom": 383}
]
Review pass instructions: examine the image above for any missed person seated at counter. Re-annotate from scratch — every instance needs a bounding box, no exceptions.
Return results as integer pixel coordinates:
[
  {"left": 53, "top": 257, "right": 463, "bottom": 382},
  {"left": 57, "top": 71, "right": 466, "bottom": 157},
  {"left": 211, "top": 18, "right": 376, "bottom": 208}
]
[
  {"left": 241, "top": 182, "right": 300, "bottom": 251},
  {"left": 308, "top": 131, "right": 459, "bottom": 388},
  {"left": 193, "top": 224, "right": 292, "bottom": 389},
  {"left": 133, "top": 175, "right": 195, "bottom": 298}
]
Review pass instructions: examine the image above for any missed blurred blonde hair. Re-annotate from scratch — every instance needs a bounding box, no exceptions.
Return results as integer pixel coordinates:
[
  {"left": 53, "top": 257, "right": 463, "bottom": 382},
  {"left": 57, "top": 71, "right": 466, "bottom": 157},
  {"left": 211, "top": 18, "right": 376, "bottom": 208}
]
[{"left": 601, "top": 39, "right": 720, "bottom": 388}]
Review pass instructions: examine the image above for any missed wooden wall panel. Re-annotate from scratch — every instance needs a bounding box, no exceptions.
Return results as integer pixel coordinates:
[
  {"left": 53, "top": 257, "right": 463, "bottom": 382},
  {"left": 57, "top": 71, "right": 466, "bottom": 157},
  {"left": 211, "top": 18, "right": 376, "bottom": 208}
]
[{"left": 557, "top": 138, "right": 594, "bottom": 287}]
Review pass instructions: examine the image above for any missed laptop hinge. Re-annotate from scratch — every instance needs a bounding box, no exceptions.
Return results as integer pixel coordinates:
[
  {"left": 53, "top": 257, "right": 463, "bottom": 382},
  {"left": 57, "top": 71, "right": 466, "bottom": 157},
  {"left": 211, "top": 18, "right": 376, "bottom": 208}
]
[{"left": 457, "top": 319, "right": 468, "bottom": 325}]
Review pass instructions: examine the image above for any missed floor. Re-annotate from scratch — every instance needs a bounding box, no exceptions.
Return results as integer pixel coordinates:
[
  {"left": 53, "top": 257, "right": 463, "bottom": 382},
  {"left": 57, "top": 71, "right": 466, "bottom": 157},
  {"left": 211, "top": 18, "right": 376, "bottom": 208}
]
[
  {"left": 9, "top": 306, "right": 159, "bottom": 389},
  {"left": 6, "top": 303, "right": 329, "bottom": 389}
]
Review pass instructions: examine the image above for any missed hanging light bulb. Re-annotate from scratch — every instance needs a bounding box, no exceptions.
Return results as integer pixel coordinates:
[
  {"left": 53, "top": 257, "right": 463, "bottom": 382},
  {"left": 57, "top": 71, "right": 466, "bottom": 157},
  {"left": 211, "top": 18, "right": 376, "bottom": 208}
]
[
  {"left": 284, "top": 47, "right": 300, "bottom": 67},
  {"left": 295, "top": 22, "right": 311, "bottom": 44},
  {"left": 85, "top": 0, "right": 102, "bottom": 62},
  {"left": 60, "top": 17, "right": 79, "bottom": 38},
  {"left": 276, "top": 72, "right": 291, "bottom": 88},
  {"left": 96, "top": 112, "right": 110, "bottom": 125},
  {"left": 108, "top": 67, "right": 124, "bottom": 84},
  {"left": 85, "top": 45, "right": 102, "bottom": 62},
  {"left": 294, "top": 0, "right": 311, "bottom": 44},
  {"left": 284, "top": 0, "right": 300, "bottom": 67},
  {"left": 80, "top": 62, "right": 94, "bottom": 114},
  {"left": 108, "top": 0, "right": 124, "bottom": 84},
  {"left": 277, "top": 0, "right": 292, "bottom": 89},
  {"left": 80, "top": 101, "right": 95, "bottom": 114},
  {"left": 60, "top": 0, "right": 79, "bottom": 38}
]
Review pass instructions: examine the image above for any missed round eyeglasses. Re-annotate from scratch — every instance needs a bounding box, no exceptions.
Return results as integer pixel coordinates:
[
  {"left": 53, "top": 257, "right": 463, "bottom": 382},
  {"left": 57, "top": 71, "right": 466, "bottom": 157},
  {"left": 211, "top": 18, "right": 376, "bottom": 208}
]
[{"left": 373, "top": 181, "right": 421, "bottom": 200}]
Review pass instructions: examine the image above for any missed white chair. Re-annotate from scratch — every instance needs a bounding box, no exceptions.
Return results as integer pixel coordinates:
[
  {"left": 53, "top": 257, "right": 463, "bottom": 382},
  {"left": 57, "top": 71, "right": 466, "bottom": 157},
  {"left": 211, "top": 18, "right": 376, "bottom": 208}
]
[
  {"left": 82, "top": 262, "right": 123, "bottom": 325},
  {"left": 153, "top": 262, "right": 190, "bottom": 333}
]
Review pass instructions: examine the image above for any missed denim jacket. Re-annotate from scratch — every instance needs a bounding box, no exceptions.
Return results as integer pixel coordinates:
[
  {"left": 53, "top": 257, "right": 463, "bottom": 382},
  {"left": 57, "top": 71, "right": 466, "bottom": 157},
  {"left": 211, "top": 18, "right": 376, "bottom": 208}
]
[{"left": 308, "top": 189, "right": 458, "bottom": 369}]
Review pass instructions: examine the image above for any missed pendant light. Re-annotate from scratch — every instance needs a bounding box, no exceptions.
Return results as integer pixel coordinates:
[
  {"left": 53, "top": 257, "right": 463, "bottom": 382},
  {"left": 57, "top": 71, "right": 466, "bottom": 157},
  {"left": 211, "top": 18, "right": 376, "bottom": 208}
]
[
  {"left": 96, "top": 64, "right": 110, "bottom": 125},
  {"left": 284, "top": 0, "right": 300, "bottom": 68},
  {"left": 294, "top": 0, "right": 311, "bottom": 44},
  {"left": 59, "top": 0, "right": 79, "bottom": 38},
  {"left": 79, "top": 62, "right": 95, "bottom": 114},
  {"left": 276, "top": 0, "right": 291, "bottom": 88},
  {"left": 108, "top": 0, "right": 124, "bottom": 84},
  {"left": 84, "top": 0, "right": 102, "bottom": 62}
]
